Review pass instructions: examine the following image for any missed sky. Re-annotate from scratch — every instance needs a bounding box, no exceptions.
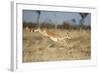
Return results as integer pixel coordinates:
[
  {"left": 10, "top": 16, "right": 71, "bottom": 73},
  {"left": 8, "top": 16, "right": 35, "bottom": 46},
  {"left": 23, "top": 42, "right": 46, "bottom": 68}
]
[{"left": 23, "top": 10, "right": 91, "bottom": 25}]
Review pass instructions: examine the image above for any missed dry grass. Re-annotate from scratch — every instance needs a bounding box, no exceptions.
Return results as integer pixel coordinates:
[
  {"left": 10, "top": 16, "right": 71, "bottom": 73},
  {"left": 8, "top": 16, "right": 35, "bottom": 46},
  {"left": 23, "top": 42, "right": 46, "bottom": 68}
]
[{"left": 23, "top": 29, "right": 91, "bottom": 62}]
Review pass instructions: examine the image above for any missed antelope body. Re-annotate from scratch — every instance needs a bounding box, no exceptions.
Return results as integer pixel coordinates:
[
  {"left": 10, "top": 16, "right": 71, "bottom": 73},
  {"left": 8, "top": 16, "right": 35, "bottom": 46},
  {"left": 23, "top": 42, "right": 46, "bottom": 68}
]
[{"left": 34, "top": 28, "right": 71, "bottom": 42}]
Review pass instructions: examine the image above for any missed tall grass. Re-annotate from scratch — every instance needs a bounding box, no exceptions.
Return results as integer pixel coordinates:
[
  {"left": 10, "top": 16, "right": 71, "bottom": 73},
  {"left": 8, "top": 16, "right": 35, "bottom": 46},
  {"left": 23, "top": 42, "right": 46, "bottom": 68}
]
[{"left": 23, "top": 21, "right": 91, "bottom": 30}]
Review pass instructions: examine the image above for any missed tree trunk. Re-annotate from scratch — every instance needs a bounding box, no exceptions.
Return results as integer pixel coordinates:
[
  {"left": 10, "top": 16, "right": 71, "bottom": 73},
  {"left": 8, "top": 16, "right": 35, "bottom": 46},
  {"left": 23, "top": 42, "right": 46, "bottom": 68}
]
[{"left": 37, "top": 14, "right": 40, "bottom": 29}]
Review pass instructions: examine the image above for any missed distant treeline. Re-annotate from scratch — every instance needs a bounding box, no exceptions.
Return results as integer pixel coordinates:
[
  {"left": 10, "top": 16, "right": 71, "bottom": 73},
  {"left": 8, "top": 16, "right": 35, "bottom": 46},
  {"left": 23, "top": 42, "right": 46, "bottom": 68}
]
[{"left": 23, "top": 22, "right": 91, "bottom": 30}]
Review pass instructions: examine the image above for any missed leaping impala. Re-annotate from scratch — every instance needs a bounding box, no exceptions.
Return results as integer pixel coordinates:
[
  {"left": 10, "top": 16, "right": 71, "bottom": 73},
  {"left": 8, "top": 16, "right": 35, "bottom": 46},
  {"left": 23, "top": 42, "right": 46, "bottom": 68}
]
[{"left": 34, "top": 28, "right": 71, "bottom": 42}]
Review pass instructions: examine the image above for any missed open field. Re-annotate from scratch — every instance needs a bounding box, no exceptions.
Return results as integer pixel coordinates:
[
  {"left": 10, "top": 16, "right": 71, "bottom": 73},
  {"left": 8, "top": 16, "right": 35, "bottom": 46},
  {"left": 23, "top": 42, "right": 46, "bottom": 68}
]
[{"left": 23, "top": 29, "right": 91, "bottom": 62}]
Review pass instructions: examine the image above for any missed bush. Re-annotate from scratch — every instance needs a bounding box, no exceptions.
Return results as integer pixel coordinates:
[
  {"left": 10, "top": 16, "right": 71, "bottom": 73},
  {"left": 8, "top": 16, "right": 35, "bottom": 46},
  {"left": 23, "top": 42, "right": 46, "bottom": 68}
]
[{"left": 23, "top": 21, "right": 91, "bottom": 30}]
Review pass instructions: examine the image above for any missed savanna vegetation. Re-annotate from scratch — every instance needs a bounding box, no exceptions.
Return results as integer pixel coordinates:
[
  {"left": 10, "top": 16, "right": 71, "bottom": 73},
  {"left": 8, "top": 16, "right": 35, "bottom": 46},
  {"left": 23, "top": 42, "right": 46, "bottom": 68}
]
[{"left": 23, "top": 11, "right": 91, "bottom": 62}]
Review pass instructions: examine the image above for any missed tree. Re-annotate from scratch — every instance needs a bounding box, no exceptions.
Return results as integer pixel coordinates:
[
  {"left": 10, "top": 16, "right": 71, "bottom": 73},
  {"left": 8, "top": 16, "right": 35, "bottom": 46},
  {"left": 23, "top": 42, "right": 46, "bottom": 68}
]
[
  {"left": 36, "top": 10, "right": 41, "bottom": 29},
  {"left": 54, "top": 13, "right": 57, "bottom": 30},
  {"left": 79, "top": 13, "right": 88, "bottom": 27},
  {"left": 72, "top": 18, "right": 76, "bottom": 24}
]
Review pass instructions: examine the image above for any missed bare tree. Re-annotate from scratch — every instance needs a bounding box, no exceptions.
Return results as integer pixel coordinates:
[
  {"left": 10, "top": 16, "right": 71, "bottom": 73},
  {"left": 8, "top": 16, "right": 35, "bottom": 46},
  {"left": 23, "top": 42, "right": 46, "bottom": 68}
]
[
  {"left": 79, "top": 13, "right": 88, "bottom": 31},
  {"left": 36, "top": 10, "right": 41, "bottom": 29},
  {"left": 79, "top": 13, "right": 88, "bottom": 26},
  {"left": 55, "top": 13, "right": 57, "bottom": 30},
  {"left": 72, "top": 18, "right": 76, "bottom": 24}
]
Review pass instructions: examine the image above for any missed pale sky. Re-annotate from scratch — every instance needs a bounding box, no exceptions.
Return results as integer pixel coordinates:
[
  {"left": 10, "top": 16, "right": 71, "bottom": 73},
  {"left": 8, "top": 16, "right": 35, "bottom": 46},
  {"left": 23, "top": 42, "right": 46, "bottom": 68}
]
[{"left": 23, "top": 10, "right": 91, "bottom": 25}]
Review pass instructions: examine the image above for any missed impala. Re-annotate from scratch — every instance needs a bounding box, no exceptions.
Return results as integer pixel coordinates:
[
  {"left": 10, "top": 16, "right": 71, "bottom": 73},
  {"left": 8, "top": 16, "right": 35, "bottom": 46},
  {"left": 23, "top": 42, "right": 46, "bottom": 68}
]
[{"left": 34, "top": 28, "right": 71, "bottom": 42}]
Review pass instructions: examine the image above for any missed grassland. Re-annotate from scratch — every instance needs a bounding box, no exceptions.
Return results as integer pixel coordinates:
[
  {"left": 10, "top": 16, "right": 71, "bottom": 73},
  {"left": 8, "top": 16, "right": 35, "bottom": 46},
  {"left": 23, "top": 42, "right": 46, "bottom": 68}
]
[{"left": 23, "top": 29, "right": 91, "bottom": 62}]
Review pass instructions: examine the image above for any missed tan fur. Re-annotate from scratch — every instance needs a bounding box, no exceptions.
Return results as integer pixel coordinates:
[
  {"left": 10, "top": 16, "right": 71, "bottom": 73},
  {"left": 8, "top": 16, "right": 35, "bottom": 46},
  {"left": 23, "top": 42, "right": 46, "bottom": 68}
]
[
  {"left": 34, "top": 28, "right": 71, "bottom": 42},
  {"left": 25, "top": 26, "right": 30, "bottom": 32},
  {"left": 25, "top": 27, "right": 35, "bottom": 32},
  {"left": 43, "top": 29, "right": 60, "bottom": 37}
]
